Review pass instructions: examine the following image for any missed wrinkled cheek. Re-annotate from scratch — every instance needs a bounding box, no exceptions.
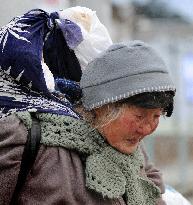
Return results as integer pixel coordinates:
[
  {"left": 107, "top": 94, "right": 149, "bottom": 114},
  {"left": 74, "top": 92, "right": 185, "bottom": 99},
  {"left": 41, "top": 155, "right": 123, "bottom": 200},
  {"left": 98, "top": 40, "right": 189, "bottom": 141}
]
[
  {"left": 121, "top": 117, "right": 137, "bottom": 132},
  {"left": 151, "top": 121, "right": 159, "bottom": 133}
]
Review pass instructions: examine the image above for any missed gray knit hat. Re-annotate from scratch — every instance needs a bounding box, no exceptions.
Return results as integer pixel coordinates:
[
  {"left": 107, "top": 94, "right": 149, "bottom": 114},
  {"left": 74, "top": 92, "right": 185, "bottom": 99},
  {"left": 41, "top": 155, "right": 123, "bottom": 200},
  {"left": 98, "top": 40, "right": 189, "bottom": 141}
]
[{"left": 80, "top": 41, "right": 175, "bottom": 110}]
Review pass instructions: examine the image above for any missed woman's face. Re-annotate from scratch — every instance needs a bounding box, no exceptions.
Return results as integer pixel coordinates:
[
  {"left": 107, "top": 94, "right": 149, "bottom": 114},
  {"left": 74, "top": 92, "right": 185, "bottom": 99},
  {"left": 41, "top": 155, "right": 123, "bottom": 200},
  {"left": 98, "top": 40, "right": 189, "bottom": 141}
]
[{"left": 97, "top": 105, "right": 162, "bottom": 155}]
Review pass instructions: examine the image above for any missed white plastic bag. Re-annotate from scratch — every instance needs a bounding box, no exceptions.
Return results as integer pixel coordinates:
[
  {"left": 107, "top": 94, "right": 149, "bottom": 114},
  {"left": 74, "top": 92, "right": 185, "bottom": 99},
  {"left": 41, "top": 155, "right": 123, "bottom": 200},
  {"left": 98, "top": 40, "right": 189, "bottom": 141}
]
[
  {"left": 163, "top": 185, "right": 192, "bottom": 205},
  {"left": 59, "top": 6, "right": 113, "bottom": 69}
]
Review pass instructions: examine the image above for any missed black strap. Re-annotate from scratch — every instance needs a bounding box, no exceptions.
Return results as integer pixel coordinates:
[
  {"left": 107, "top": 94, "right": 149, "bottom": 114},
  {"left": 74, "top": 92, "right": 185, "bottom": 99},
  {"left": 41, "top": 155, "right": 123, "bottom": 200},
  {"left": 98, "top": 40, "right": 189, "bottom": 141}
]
[{"left": 10, "top": 113, "right": 41, "bottom": 204}]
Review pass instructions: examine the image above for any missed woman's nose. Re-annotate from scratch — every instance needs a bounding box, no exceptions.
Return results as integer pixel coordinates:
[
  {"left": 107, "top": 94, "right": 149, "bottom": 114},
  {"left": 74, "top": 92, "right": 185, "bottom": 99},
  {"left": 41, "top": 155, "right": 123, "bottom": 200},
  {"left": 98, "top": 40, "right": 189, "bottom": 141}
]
[{"left": 137, "top": 121, "right": 154, "bottom": 136}]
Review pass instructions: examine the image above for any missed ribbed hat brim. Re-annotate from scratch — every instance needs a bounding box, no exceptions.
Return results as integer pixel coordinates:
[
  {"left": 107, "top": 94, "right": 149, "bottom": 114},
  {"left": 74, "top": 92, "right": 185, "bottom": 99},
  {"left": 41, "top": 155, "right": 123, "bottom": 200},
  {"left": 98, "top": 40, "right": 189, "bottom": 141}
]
[{"left": 82, "top": 72, "right": 175, "bottom": 110}]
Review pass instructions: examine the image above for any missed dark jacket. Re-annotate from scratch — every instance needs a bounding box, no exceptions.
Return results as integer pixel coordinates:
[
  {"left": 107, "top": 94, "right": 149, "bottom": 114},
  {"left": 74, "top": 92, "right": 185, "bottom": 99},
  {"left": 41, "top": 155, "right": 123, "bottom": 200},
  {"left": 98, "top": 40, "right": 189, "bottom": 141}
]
[{"left": 0, "top": 115, "right": 166, "bottom": 205}]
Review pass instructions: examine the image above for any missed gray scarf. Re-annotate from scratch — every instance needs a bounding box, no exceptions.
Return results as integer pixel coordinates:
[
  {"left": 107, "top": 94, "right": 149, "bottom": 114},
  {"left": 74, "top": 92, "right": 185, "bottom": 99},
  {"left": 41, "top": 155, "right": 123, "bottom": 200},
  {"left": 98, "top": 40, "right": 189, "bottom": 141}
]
[{"left": 16, "top": 112, "right": 161, "bottom": 205}]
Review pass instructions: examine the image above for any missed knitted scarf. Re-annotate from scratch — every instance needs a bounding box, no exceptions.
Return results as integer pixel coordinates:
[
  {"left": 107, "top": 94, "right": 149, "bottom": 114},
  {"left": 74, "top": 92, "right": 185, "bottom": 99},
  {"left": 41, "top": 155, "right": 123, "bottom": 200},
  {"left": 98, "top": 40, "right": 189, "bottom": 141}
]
[{"left": 16, "top": 111, "right": 161, "bottom": 205}]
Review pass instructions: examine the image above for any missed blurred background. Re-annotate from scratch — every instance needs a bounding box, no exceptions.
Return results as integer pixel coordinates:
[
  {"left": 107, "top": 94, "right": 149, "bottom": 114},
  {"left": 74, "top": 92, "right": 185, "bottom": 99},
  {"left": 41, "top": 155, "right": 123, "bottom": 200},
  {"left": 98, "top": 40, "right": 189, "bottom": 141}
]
[{"left": 0, "top": 0, "right": 193, "bottom": 203}]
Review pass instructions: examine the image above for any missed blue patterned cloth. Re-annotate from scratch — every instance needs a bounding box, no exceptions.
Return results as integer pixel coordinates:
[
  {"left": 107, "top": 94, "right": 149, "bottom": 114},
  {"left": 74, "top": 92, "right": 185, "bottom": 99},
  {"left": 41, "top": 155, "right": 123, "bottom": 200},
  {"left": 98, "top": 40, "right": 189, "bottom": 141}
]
[
  {"left": 55, "top": 78, "right": 82, "bottom": 104},
  {"left": 43, "top": 13, "right": 82, "bottom": 82},
  {"left": 0, "top": 9, "right": 82, "bottom": 119}
]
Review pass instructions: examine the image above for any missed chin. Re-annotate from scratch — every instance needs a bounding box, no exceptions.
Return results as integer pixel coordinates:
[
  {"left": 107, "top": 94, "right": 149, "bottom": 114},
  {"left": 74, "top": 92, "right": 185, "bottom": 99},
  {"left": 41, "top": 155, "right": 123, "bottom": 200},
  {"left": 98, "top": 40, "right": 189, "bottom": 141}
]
[
  {"left": 116, "top": 142, "right": 139, "bottom": 155},
  {"left": 127, "top": 145, "right": 138, "bottom": 154}
]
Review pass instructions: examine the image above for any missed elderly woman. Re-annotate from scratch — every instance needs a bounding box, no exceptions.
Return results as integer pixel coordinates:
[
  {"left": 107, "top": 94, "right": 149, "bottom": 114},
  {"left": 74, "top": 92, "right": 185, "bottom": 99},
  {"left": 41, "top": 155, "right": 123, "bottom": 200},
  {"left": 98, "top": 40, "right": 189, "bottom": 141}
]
[
  {"left": 79, "top": 41, "right": 175, "bottom": 204},
  {"left": 0, "top": 7, "right": 175, "bottom": 205}
]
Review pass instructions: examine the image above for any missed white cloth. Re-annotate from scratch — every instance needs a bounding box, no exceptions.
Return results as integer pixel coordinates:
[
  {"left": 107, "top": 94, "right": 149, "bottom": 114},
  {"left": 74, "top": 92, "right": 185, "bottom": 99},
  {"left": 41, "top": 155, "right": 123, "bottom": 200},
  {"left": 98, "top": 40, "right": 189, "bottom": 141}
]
[
  {"left": 41, "top": 61, "right": 55, "bottom": 92},
  {"left": 163, "top": 185, "right": 192, "bottom": 205},
  {"left": 59, "top": 6, "right": 113, "bottom": 70}
]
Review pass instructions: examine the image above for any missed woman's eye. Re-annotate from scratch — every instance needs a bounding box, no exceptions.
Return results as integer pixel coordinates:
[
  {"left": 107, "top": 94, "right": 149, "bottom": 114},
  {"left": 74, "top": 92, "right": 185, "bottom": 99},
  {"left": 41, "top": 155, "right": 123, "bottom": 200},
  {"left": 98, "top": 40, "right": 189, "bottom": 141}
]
[
  {"left": 136, "top": 115, "right": 143, "bottom": 119},
  {"left": 154, "top": 115, "right": 160, "bottom": 118}
]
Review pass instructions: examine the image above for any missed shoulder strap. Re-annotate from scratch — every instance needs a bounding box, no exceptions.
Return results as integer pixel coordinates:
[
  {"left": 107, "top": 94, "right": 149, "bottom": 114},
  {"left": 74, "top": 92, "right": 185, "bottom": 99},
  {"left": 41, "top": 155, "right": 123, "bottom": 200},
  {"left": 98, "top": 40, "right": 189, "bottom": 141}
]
[{"left": 10, "top": 113, "right": 41, "bottom": 204}]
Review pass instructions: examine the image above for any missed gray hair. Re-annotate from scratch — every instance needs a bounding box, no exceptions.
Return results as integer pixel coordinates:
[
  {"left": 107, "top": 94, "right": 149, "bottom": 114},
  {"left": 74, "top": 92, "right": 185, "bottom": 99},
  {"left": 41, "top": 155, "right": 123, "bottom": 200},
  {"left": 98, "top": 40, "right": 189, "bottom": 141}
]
[{"left": 76, "top": 102, "right": 127, "bottom": 129}]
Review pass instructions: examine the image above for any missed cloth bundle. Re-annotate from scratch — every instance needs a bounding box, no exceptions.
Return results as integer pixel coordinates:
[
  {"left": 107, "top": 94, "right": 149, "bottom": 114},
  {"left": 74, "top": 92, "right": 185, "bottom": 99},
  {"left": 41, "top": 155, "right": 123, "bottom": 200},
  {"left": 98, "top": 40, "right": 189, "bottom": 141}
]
[{"left": 0, "top": 7, "right": 112, "bottom": 119}]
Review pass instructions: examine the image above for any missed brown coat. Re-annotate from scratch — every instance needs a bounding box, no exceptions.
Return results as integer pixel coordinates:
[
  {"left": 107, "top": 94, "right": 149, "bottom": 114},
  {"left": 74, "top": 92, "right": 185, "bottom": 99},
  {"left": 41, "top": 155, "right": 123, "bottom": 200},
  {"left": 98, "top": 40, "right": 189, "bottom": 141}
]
[{"left": 0, "top": 115, "right": 166, "bottom": 205}]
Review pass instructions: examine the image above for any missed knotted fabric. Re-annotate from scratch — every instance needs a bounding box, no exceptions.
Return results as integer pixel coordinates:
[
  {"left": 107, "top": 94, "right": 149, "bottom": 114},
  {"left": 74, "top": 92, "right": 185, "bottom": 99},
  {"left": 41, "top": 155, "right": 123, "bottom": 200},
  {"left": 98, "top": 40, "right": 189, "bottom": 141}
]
[{"left": 43, "top": 12, "right": 83, "bottom": 82}]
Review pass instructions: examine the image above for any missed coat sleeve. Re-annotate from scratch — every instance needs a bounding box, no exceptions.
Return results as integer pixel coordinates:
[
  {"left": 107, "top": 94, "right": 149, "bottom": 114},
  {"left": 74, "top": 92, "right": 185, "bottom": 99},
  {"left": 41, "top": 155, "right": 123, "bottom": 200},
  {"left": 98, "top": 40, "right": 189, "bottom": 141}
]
[
  {"left": 0, "top": 114, "right": 28, "bottom": 205},
  {"left": 140, "top": 142, "right": 167, "bottom": 205}
]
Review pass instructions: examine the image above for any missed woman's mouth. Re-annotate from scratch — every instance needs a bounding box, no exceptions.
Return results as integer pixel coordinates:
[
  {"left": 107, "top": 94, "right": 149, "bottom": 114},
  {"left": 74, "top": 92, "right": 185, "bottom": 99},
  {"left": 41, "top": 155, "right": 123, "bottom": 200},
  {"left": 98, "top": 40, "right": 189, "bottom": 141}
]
[{"left": 127, "top": 138, "right": 140, "bottom": 145}]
